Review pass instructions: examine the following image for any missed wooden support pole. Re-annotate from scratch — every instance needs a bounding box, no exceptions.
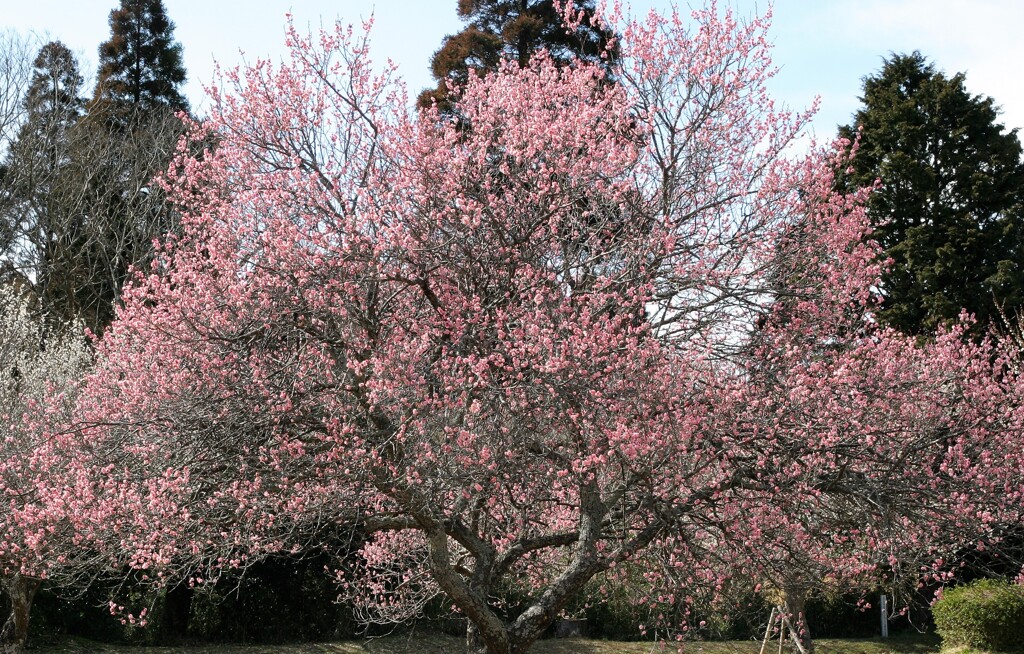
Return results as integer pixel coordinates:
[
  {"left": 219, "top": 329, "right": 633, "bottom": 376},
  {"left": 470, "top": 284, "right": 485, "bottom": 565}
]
[
  {"left": 758, "top": 607, "right": 777, "bottom": 654},
  {"left": 778, "top": 611, "right": 785, "bottom": 654},
  {"left": 779, "top": 611, "right": 809, "bottom": 654}
]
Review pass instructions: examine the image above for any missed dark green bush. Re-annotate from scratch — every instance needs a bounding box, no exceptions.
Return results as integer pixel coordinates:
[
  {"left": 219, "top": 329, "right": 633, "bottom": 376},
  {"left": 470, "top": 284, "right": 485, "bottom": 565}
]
[
  {"left": 579, "top": 585, "right": 648, "bottom": 641},
  {"left": 806, "top": 591, "right": 891, "bottom": 638},
  {"left": 30, "top": 573, "right": 159, "bottom": 645},
  {"left": 932, "top": 579, "right": 1024, "bottom": 652},
  {"left": 189, "top": 554, "right": 358, "bottom": 643}
]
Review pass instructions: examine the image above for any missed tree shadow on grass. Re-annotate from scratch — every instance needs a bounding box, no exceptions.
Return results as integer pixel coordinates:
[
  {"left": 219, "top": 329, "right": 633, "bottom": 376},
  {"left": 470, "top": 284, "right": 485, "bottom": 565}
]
[{"left": 35, "top": 632, "right": 943, "bottom": 654}]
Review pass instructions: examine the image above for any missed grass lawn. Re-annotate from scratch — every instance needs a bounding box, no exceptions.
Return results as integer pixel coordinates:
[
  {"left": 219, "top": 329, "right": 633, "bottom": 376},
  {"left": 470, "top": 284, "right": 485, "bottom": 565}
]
[{"left": 35, "top": 632, "right": 942, "bottom": 654}]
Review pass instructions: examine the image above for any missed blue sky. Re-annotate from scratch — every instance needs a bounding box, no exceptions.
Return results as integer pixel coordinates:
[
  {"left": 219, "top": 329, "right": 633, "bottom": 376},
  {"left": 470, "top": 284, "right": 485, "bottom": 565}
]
[{"left": 6, "top": 1, "right": 1023, "bottom": 141}]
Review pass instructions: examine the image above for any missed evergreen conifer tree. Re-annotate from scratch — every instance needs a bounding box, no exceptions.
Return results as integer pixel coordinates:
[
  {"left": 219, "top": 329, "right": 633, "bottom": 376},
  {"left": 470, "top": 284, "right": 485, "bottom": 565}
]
[
  {"left": 62, "top": 0, "right": 191, "bottom": 333},
  {"left": 22, "top": 42, "right": 83, "bottom": 134},
  {"left": 419, "top": 0, "right": 616, "bottom": 111},
  {"left": 0, "top": 41, "right": 86, "bottom": 321},
  {"left": 93, "top": 0, "right": 188, "bottom": 118},
  {"left": 840, "top": 52, "right": 1024, "bottom": 336}
]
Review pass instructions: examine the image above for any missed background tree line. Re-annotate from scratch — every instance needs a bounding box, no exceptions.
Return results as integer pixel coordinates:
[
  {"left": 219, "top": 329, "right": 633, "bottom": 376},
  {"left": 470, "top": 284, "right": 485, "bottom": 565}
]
[{"left": 0, "top": 0, "right": 186, "bottom": 336}]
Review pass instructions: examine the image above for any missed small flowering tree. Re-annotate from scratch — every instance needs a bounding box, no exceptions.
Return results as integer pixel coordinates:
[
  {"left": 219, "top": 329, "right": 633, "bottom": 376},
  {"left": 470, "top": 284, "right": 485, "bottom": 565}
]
[
  {"left": 0, "top": 286, "right": 91, "bottom": 653},
  {"left": 75, "top": 4, "right": 1024, "bottom": 653}
]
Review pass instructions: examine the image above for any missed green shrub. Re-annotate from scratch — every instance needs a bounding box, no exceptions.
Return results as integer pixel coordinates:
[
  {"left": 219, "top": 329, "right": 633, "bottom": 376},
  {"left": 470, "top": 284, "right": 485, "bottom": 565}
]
[
  {"left": 189, "top": 554, "right": 358, "bottom": 643},
  {"left": 932, "top": 579, "right": 1024, "bottom": 652}
]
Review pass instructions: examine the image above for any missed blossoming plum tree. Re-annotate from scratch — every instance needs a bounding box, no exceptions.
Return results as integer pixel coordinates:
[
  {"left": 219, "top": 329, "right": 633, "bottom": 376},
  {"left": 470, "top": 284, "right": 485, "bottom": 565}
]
[
  {"left": 0, "top": 287, "right": 91, "bottom": 654},
  {"left": 73, "top": 3, "right": 1024, "bottom": 653}
]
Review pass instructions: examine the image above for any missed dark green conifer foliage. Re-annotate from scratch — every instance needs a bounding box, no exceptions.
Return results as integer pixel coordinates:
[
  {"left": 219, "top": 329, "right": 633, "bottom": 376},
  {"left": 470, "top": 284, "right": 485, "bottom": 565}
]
[
  {"left": 62, "top": 0, "right": 191, "bottom": 333},
  {"left": 419, "top": 0, "right": 616, "bottom": 111},
  {"left": 23, "top": 42, "right": 84, "bottom": 133},
  {"left": 839, "top": 52, "right": 1024, "bottom": 337},
  {"left": 93, "top": 0, "right": 188, "bottom": 116},
  {"left": 0, "top": 41, "right": 86, "bottom": 321}
]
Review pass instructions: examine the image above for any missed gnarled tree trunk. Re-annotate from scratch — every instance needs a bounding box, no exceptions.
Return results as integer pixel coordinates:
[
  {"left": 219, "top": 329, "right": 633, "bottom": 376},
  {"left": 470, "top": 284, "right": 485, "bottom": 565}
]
[
  {"left": 1, "top": 574, "right": 41, "bottom": 654},
  {"left": 782, "top": 579, "right": 814, "bottom": 653},
  {"left": 466, "top": 622, "right": 486, "bottom": 653}
]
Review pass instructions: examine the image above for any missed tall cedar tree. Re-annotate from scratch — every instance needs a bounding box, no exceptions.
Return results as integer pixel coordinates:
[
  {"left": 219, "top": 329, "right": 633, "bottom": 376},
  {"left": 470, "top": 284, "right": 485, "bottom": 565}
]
[
  {"left": 0, "top": 42, "right": 85, "bottom": 322},
  {"left": 839, "top": 52, "right": 1024, "bottom": 337},
  {"left": 418, "top": 0, "right": 616, "bottom": 111},
  {"left": 67, "top": 0, "right": 189, "bottom": 334},
  {"left": 93, "top": 0, "right": 188, "bottom": 118},
  {"left": 21, "top": 42, "right": 83, "bottom": 131}
]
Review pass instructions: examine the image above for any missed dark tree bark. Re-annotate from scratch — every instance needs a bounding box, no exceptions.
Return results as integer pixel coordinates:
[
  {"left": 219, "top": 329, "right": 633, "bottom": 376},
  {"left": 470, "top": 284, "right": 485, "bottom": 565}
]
[
  {"left": 161, "top": 583, "right": 193, "bottom": 643},
  {"left": 783, "top": 579, "right": 813, "bottom": 654},
  {"left": 0, "top": 574, "right": 41, "bottom": 654}
]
